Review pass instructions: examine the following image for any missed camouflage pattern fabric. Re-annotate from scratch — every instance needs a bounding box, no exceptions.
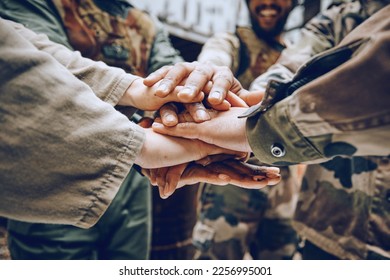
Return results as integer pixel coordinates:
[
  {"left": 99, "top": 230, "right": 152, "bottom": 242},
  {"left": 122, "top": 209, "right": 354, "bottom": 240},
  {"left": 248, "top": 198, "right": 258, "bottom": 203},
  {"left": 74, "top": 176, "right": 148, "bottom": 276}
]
[
  {"left": 51, "top": 0, "right": 156, "bottom": 76},
  {"left": 197, "top": 27, "right": 282, "bottom": 89},
  {"left": 235, "top": 27, "right": 282, "bottom": 89},
  {"left": 248, "top": 1, "right": 390, "bottom": 259},
  {"left": 295, "top": 156, "right": 390, "bottom": 259},
  {"left": 193, "top": 165, "right": 300, "bottom": 260},
  {"left": 194, "top": 27, "right": 300, "bottom": 259}
]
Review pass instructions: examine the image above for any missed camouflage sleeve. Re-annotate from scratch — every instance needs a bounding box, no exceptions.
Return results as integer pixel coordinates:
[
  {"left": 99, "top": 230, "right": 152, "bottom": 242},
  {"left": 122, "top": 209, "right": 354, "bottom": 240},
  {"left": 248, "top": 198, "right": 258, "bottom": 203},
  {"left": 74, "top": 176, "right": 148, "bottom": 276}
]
[
  {"left": 147, "top": 20, "right": 184, "bottom": 74},
  {"left": 11, "top": 20, "right": 137, "bottom": 107},
  {"left": 250, "top": 3, "right": 354, "bottom": 92},
  {"left": 245, "top": 10, "right": 390, "bottom": 165},
  {"left": 197, "top": 32, "right": 241, "bottom": 74},
  {"left": 250, "top": 63, "right": 295, "bottom": 92},
  {"left": 278, "top": 1, "right": 362, "bottom": 69},
  {"left": 249, "top": 22, "right": 331, "bottom": 92}
]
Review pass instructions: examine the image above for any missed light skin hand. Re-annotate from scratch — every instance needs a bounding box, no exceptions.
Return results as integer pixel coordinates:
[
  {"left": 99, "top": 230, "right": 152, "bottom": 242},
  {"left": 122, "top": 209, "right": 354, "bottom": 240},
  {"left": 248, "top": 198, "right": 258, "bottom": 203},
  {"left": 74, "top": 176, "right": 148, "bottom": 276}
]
[
  {"left": 135, "top": 117, "right": 266, "bottom": 199},
  {"left": 134, "top": 127, "right": 247, "bottom": 169},
  {"left": 152, "top": 107, "right": 253, "bottom": 153},
  {"left": 117, "top": 78, "right": 205, "bottom": 111},
  {"left": 157, "top": 86, "right": 254, "bottom": 127},
  {"left": 144, "top": 61, "right": 248, "bottom": 103},
  {"left": 238, "top": 90, "right": 265, "bottom": 106},
  {"left": 142, "top": 160, "right": 281, "bottom": 199},
  {"left": 157, "top": 102, "right": 210, "bottom": 127}
]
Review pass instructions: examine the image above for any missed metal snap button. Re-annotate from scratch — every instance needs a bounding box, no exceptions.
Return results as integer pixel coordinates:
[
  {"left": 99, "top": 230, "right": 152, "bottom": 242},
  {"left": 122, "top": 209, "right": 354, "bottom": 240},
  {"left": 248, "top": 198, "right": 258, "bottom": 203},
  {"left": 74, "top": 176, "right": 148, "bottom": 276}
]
[{"left": 271, "top": 143, "right": 285, "bottom": 158}]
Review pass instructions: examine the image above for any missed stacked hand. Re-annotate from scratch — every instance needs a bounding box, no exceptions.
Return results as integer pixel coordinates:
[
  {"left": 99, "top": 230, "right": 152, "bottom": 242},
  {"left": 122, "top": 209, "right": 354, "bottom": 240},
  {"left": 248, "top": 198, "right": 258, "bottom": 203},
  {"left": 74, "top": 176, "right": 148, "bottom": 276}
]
[
  {"left": 142, "top": 156, "right": 281, "bottom": 199},
  {"left": 128, "top": 61, "right": 278, "bottom": 198},
  {"left": 119, "top": 61, "right": 248, "bottom": 121}
]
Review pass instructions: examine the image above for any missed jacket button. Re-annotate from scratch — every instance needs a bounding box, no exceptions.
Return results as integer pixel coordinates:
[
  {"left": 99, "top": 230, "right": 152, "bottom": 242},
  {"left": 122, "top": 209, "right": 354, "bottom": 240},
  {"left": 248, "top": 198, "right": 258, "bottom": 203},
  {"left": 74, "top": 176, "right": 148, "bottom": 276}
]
[{"left": 271, "top": 143, "right": 285, "bottom": 158}]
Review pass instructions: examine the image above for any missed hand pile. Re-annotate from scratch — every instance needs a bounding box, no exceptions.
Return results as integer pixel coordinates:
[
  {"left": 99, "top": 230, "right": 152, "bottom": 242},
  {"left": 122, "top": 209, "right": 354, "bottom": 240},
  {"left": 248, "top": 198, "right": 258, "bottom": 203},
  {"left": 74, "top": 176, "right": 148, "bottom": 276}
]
[{"left": 134, "top": 61, "right": 281, "bottom": 198}]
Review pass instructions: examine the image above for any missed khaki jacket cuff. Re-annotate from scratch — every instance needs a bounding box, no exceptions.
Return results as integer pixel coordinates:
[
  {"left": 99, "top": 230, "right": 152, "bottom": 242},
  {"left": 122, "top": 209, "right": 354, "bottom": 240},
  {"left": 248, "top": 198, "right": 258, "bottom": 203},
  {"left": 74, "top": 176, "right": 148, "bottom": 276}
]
[{"left": 246, "top": 98, "right": 324, "bottom": 165}]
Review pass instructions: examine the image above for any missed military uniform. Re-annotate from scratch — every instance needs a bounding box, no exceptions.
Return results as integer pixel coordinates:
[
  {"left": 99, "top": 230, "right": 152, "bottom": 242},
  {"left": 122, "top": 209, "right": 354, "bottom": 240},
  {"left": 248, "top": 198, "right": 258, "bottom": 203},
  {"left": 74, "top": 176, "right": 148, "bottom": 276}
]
[
  {"left": 193, "top": 25, "right": 300, "bottom": 259},
  {"left": 249, "top": 1, "right": 390, "bottom": 259},
  {"left": 0, "top": 0, "right": 182, "bottom": 259},
  {"left": 197, "top": 27, "right": 283, "bottom": 89}
]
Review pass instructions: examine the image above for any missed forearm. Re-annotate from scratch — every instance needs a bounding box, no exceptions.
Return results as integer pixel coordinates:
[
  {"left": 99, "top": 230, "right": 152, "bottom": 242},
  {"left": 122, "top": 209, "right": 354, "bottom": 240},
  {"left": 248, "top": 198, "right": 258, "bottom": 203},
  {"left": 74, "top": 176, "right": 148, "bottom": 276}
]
[
  {"left": 0, "top": 18, "right": 145, "bottom": 227},
  {"left": 134, "top": 128, "right": 244, "bottom": 169}
]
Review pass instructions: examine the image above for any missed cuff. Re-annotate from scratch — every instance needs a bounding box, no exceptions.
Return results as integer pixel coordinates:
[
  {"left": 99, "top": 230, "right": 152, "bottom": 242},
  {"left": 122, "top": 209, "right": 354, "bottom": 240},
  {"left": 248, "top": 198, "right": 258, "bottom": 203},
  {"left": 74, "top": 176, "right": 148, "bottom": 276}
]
[
  {"left": 245, "top": 96, "right": 325, "bottom": 165},
  {"left": 104, "top": 74, "right": 139, "bottom": 107}
]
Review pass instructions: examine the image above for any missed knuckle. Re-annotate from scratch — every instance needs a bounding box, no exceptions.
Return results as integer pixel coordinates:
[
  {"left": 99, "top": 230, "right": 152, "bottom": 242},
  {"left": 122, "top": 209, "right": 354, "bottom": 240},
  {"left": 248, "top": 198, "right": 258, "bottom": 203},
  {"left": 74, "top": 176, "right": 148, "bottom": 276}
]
[
  {"left": 193, "top": 66, "right": 212, "bottom": 78},
  {"left": 213, "top": 73, "right": 233, "bottom": 84}
]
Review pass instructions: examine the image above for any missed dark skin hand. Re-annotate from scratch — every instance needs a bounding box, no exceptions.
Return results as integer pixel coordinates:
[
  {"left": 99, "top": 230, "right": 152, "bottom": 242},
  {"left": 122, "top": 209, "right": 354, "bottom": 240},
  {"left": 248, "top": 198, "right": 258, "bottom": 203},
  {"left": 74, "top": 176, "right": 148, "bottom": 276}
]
[
  {"left": 144, "top": 61, "right": 248, "bottom": 105},
  {"left": 137, "top": 117, "right": 280, "bottom": 199},
  {"left": 145, "top": 61, "right": 265, "bottom": 127},
  {"left": 142, "top": 159, "right": 280, "bottom": 199},
  {"left": 143, "top": 61, "right": 250, "bottom": 125},
  {"left": 137, "top": 63, "right": 272, "bottom": 198}
]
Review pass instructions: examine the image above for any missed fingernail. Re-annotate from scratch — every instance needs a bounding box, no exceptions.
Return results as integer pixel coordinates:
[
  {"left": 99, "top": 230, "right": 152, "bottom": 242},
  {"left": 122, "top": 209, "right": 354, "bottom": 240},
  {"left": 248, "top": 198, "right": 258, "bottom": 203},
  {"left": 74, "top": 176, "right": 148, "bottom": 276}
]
[
  {"left": 210, "top": 91, "right": 222, "bottom": 100},
  {"left": 163, "top": 183, "right": 174, "bottom": 198},
  {"left": 164, "top": 114, "right": 177, "bottom": 124},
  {"left": 157, "top": 83, "right": 168, "bottom": 93},
  {"left": 152, "top": 122, "right": 164, "bottom": 128},
  {"left": 267, "top": 167, "right": 280, "bottom": 173},
  {"left": 166, "top": 190, "right": 174, "bottom": 197},
  {"left": 145, "top": 73, "right": 155, "bottom": 79},
  {"left": 180, "top": 87, "right": 194, "bottom": 96},
  {"left": 196, "top": 110, "right": 210, "bottom": 121},
  {"left": 158, "top": 187, "right": 166, "bottom": 199}
]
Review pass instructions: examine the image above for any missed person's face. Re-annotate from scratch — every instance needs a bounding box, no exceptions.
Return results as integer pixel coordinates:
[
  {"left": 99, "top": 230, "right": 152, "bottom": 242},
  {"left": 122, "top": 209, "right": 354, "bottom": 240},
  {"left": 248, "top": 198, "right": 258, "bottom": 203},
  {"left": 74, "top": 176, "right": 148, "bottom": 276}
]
[{"left": 248, "top": 0, "right": 293, "bottom": 34}]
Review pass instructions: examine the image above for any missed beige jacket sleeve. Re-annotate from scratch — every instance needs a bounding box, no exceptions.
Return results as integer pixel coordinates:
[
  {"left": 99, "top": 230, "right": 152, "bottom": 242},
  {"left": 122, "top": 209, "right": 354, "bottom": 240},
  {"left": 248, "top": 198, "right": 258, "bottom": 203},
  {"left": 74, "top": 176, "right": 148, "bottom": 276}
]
[
  {"left": 11, "top": 20, "right": 139, "bottom": 106},
  {"left": 0, "top": 18, "right": 145, "bottom": 228}
]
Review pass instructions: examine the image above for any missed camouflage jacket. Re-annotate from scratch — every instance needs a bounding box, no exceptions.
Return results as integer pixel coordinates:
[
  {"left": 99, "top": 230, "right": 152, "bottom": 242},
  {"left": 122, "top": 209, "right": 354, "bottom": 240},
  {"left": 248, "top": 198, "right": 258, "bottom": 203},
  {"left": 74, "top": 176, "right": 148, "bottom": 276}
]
[
  {"left": 51, "top": 0, "right": 183, "bottom": 76},
  {"left": 0, "top": 0, "right": 183, "bottom": 121},
  {"left": 246, "top": 2, "right": 390, "bottom": 259},
  {"left": 197, "top": 27, "right": 283, "bottom": 89},
  {"left": 0, "top": 0, "right": 183, "bottom": 77}
]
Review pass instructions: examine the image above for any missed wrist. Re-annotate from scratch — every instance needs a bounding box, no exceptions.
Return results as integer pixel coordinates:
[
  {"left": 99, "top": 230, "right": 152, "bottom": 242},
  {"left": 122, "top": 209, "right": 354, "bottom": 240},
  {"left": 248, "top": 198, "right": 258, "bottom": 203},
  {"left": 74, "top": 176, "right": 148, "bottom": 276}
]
[{"left": 118, "top": 77, "right": 144, "bottom": 107}]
